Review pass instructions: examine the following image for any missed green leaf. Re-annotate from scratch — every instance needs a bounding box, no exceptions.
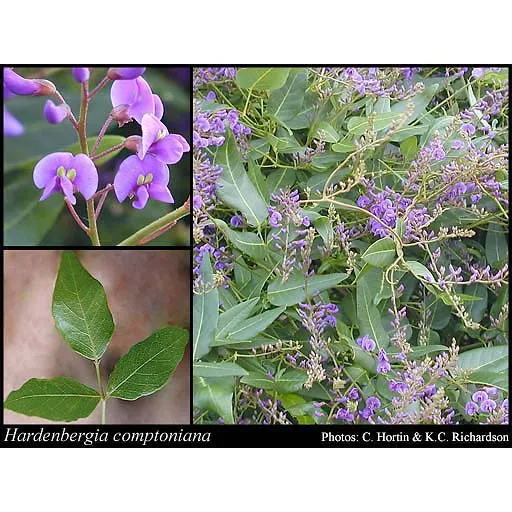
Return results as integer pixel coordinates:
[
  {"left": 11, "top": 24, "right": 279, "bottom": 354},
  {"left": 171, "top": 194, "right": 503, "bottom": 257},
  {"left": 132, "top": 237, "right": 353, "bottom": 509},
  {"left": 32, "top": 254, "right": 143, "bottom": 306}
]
[
  {"left": 194, "top": 376, "right": 235, "bottom": 424},
  {"left": 107, "top": 326, "right": 188, "bottom": 400},
  {"left": 485, "top": 223, "right": 507, "bottom": 266},
  {"left": 405, "top": 260, "right": 435, "bottom": 282},
  {"left": 4, "top": 377, "right": 100, "bottom": 422},
  {"left": 4, "top": 175, "right": 65, "bottom": 245},
  {"left": 332, "top": 137, "right": 357, "bottom": 153},
  {"left": 216, "top": 298, "right": 259, "bottom": 339},
  {"left": 214, "top": 219, "right": 267, "bottom": 261},
  {"left": 347, "top": 113, "right": 402, "bottom": 136},
  {"left": 399, "top": 136, "right": 418, "bottom": 160},
  {"left": 193, "top": 254, "right": 219, "bottom": 360},
  {"left": 361, "top": 238, "right": 396, "bottom": 267},
  {"left": 391, "top": 84, "right": 439, "bottom": 124},
  {"left": 457, "top": 345, "right": 508, "bottom": 373},
  {"left": 215, "top": 131, "right": 268, "bottom": 226},
  {"left": 241, "top": 369, "right": 307, "bottom": 393},
  {"left": 247, "top": 160, "right": 269, "bottom": 201},
  {"left": 356, "top": 266, "right": 389, "bottom": 347},
  {"left": 52, "top": 251, "right": 114, "bottom": 361},
  {"left": 267, "top": 272, "right": 348, "bottom": 306},
  {"left": 465, "top": 371, "right": 508, "bottom": 390},
  {"left": 312, "top": 121, "right": 340, "bottom": 143},
  {"left": 193, "top": 362, "right": 248, "bottom": 378},
  {"left": 465, "top": 283, "right": 488, "bottom": 323},
  {"left": 226, "top": 307, "right": 285, "bottom": 341},
  {"left": 64, "top": 135, "right": 126, "bottom": 167},
  {"left": 236, "top": 68, "right": 291, "bottom": 90},
  {"left": 267, "top": 69, "right": 308, "bottom": 122}
]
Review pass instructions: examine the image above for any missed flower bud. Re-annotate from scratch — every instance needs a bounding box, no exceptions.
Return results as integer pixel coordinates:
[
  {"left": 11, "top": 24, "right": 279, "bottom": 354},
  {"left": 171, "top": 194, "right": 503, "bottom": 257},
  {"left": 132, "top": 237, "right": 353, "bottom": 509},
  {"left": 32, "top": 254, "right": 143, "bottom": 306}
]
[
  {"left": 107, "top": 67, "right": 146, "bottom": 80},
  {"left": 72, "top": 67, "right": 90, "bottom": 83},
  {"left": 4, "top": 68, "right": 56, "bottom": 96},
  {"left": 43, "top": 100, "right": 70, "bottom": 124},
  {"left": 124, "top": 135, "right": 142, "bottom": 153},
  {"left": 111, "top": 104, "right": 133, "bottom": 126}
]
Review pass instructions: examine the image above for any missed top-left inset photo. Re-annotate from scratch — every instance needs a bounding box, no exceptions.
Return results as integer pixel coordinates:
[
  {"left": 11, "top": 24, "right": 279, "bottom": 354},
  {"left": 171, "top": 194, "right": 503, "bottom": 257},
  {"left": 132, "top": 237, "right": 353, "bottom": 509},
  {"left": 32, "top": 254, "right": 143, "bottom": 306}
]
[{"left": 3, "top": 66, "right": 191, "bottom": 246}]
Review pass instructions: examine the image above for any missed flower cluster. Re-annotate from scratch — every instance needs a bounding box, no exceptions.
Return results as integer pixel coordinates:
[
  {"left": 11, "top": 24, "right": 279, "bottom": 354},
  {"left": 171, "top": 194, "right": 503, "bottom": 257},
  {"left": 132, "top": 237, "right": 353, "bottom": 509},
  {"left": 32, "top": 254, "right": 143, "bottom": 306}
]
[{"left": 192, "top": 67, "right": 237, "bottom": 91}]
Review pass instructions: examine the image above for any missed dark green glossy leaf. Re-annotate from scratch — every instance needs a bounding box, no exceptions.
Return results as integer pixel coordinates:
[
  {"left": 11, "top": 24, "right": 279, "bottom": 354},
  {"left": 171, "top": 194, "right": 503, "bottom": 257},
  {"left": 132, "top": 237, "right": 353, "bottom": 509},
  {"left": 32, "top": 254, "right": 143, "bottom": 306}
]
[
  {"left": 4, "top": 377, "right": 100, "bottom": 422},
  {"left": 347, "top": 112, "right": 402, "bottom": 136},
  {"left": 193, "top": 362, "right": 248, "bottom": 378},
  {"left": 267, "top": 69, "right": 308, "bottom": 122},
  {"left": 406, "top": 260, "right": 435, "bottom": 282},
  {"left": 465, "top": 371, "right": 508, "bottom": 390},
  {"left": 391, "top": 84, "right": 439, "bottom": 124},
  {"left": 225, "top": 306, "right": 285, "bottom": 341},
  {"left": 194, "top": 376, "right": 235, "bottom": 424},
  {"left": 457, "top": 345, "right": 508, "bottom": 373},
  {"left": 485, "top": 223, "right": 507, "bottom": 266},
  {"left": 52, "top": 251, "right": 114, "bottom": 361},
  {"left": 361, "top": 238, "right": 396, "bottom": 267},
  {"left": 216, "top": 298, "right": 259, "bottom": 340},
  {"left": 267, "top": 272, "right": 348, "bottom": 306},
  {"left": 241, "top": 369, "right": 307, "bottom": 394},
  {"left": 215, "top": 131, "right": 268, "bottom": 226},
  {"left": 399, "top": 136, "right": 418, "bottom": 160},
  {"left": 193, "top": 254, "right": 218, "bottom": 360},
  {"left": 312, "top": 121, "right": 340, "bottom": 143},
  {"left": 107, "top": 326, "right": 188, "bottom": 400},
  {"left": 465, "top": 283, "right": 488, "bottom": 323},
  {"left": 214, "top": 219, "right": 267, "bottom": 261},
  {"left": 236, "top": 68, "right": 291, "bottom": 90}
]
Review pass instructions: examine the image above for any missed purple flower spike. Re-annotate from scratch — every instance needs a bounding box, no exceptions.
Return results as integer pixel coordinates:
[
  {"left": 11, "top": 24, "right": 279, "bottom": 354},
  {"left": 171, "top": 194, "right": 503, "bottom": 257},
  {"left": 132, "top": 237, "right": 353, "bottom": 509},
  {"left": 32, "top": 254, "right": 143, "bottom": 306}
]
[
  {"left": 4, "top": 108, "right": 24, "bottom": 136},
  {"left": 139, "top": 113, "right": 190, "bottom": 164},
  {"left": 4, "top": 68, "right": 55, "bottom": 96},
  {"left": 108, "top": 67, "right": 146, "bottom": 80},
  {"left": 114, "top": 154, "right": 173, "bottom": 209},
  {"left": 72, "top": 67, "right": 90, "bottom": 83},
  {"left": 33, "top": 152, "right": 98, "bottom": 204},
  {"left": 43, "top": 100, "right": 70, "bottom": 125},
  {"left": 110, "top": 76, "right": 156, "bottom": 124}
]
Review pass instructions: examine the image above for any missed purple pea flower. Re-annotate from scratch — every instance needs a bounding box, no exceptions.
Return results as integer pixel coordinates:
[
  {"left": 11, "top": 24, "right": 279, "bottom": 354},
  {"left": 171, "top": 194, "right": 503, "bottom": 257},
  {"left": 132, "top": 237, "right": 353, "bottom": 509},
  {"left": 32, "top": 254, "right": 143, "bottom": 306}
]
[
  {"left": 461, "top": 123, "right": 476, "bottom": 136},
  {"left": 356, "top": 334, "right": 376, "bottom": 352},
  {"left": 366, "top": 396, "right": 381, "bottom": 411},
  {"left": 114, "top": 154, "right": 173, "bottom": 209},
  {"left": 137, "top": 113, "right": 190, "bottom": 164},
  {"left": 3, "top": 68, "right": 55, "bottom": 96},
  {"left": 347, "top": 387, "right": 359, "bottom": 401},
  {"left": 43, "top": 100, "right": 70, "bottom": 125},
  {"left": 33, "top": 152, "right": 98, "bottom": 204},
  {"left": 110, "top": 77, "right": 160, "bottom": 124},
  {"left": 269, "top": 210, "right": 283, "bottom": 228},
  {"left": 480, "top": 399, "right": 497, "bottom": 413},
  {"left": 483, "top": 387, "right": 498, "bottom": 396},
  {"left": 108, "top": 67, "right": 146, "bottom": 80},
  {"left": 376, "top": 348, "right": 391, "bottom": 374},
  {"left": 472, "top": 390, "right": 488, "bottom": 403},
  {"left": 451, "top": 140, "right": 464, "bottom": 150},
  {"left": 335, "top": 408, "right": 354, "bottom": 422},
  {"left": 72, "top": 68, "right": 90, "bottom": 83},
  {"left": 465, "top": 401, "right": 479, "bottom": 416},
  {"left": 230, "top": 215, "right": 243, "bottom": 227},
  {"left": 4, "top": 108, "right": 24, "bottom": 136}
]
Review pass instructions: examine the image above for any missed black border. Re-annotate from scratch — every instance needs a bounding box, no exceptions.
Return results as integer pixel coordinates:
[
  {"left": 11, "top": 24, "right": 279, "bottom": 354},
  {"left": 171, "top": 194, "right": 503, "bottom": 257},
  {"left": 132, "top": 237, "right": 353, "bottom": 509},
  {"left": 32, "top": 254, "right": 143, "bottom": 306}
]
[{"left": 1, "top": 64, "right": 511, "bottom": 448}]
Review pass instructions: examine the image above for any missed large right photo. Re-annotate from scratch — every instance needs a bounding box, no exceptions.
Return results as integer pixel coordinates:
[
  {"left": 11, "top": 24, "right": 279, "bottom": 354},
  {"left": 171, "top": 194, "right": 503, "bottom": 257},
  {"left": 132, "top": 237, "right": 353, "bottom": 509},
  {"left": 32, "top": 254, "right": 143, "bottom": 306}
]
[{"left": 192, "top": 67, "right": 509, "bottom": 425}]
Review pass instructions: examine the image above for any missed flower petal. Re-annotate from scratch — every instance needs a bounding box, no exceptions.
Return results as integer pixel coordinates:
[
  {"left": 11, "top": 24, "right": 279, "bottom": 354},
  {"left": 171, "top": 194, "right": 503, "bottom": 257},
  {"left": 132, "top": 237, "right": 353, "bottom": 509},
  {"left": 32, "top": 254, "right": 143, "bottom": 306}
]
[
  {"left": 150, "top": 134, "right": 186, "bottom": 164},
  {"left": 148, "top": 183, "right": 174, "bottom": 204},
  {"left": 72, "top": 68, "right": 90, "bottom": 83},
  {"left": 139, "top": 154, "right": 169, "bottom": 185},
  {"left": 60, "top": 176, "right": 76, "bottom": 204},
  {"left": 173, "top": 133, "right": 190, "bottom": 152},
  {"left": 33, "top": 152, "right": 73, "bottom": 188},
  {"left": 4, "top": 68, "right": 39, "bottom": 95},
  {"left": 43, "top": 100, "right": 69, "bottom": 125},
  {"left": 114, "top": 155, "right": 144, "bottom": 202},
  {"left": 71, "top": 154, "right": 98, "bottom": 199},
  {"left": 111, "top": 79, "right": 138, "bottom": 109},
  {"left": 153, "top": 94, "right": 164, "bottom": 120},
  {"left": 132, "top": 185, "right": 149, "bottom": 209},
  {"left": 129, "top": 77, "right": 155, "bottom": 124},
  {"left": 108, "top": 67, "right": 146, "bottom": 80},
  {"left": 39, "top": 175, "right": 59, "bottom": 201},
  {"left": 140, "top": 113, "right": 168, "bottom": 159},
  {"left": 4, "top": 108, "right": 24, "bottom": 136}
]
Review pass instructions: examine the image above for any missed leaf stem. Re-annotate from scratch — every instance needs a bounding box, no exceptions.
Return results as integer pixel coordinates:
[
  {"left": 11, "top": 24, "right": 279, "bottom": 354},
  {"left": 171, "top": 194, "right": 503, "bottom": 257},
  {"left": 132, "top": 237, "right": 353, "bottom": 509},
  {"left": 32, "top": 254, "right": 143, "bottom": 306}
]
[
  {"left": 88, "top": 75, "right": 110, "bottom": 100},
  {"left": 94, "top": 360, "right": 107, "bottom": 425},
  {"left": 91, "top": 141, "right": 125, "bottom": 162},
  {"left": 91, "top": 114, "right": 113, "bottom": 156},
  {"left": 117, "top": 198, "right": 190, "bottom": 246}
]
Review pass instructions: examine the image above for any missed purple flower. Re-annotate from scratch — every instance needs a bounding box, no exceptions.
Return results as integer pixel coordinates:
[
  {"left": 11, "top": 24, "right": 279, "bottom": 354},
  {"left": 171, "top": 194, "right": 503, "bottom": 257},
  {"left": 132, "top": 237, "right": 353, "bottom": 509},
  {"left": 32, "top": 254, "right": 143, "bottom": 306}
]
[
  {"left": 43, "top": 100, "right": 70, "bottom": 125},
  {"left": 389, "top": 379, "right": 409, "bottom": 393},
  {"left": 269, "top": 210, "right": 283, "bottom": 228},
  {"left": 33, "top": 152, "right": 98, "bottom": 204},
  {"left": 451, "top": 140, "right": 464, "bottom": 150},
  {"left": 137, "top": 113, "right": 190, "bottom": 164},
  {"left": 72, "top": 68, "right": 90, "bottom": 83},
  {"left": 483, "top": 387, "right": 498, "bottom": 396},
  {"left": 114, "top": 154, "right": 173, "bottom": 209},
  {"left": 471, "top": 68, "right": 485, "bottom": 79},
  {"left": 376, "top": 348, "right": 391, "bottom": 374},
  {"left": 366, "top": 396, "right": 381, "bottom": 411},
  {"left": 108, "top": 67, "right": 146, "bottom": 80},
  {"left": 461, "top": 123, "right": 476, "bottom": 136},
  {"left": 4, "top": 68, "right": 55, "bottom": 96},
  {"left": 480, "top": 399, "right": 497, "bottom": 413},
  {"left": 465, "top": 401, "right": 479, "bottom": 416},
  {"left": 230, "top": 215, "right": 243, "bottom": 227},
  {"left": 4, "top": 108, "right": 24, "bottom": 136},
  {"left": 472, "top": 390, "right": 488, "bottom": 403},
  {"left": 356, "top": 334, "right": 376, "bottom": 352},
  {"left": 347, "top": 387, "right": 359, "bottom": 401},
  {"left": 335, "top": 408, "right": 355, "bottom": 422},
  {"left": 110, "top": 77, "right": 160, "bottom": 124}
]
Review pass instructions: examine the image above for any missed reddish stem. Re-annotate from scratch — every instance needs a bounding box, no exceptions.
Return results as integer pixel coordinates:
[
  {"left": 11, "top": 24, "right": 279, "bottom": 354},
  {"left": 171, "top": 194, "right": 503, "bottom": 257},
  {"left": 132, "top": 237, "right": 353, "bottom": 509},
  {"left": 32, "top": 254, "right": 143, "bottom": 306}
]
[
  {"left": 88, "top": 75, "right": 110, "bottom": 100},
  {"left": 94, "top": 185, "right": 113, "bottom": 219},
  {"left": 138, "top": 221, "right": 177, "bottom": 245},
  {"left": 65, "top": 199, "right": 89, "bottom": 233}
]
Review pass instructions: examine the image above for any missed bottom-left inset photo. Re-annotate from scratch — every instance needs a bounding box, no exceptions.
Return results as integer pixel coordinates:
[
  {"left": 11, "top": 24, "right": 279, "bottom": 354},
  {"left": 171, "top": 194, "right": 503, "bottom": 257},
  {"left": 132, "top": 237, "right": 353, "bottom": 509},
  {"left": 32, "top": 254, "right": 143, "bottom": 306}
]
[{"left": 3, "top": 249, "right": 190, "bottom": 424}]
